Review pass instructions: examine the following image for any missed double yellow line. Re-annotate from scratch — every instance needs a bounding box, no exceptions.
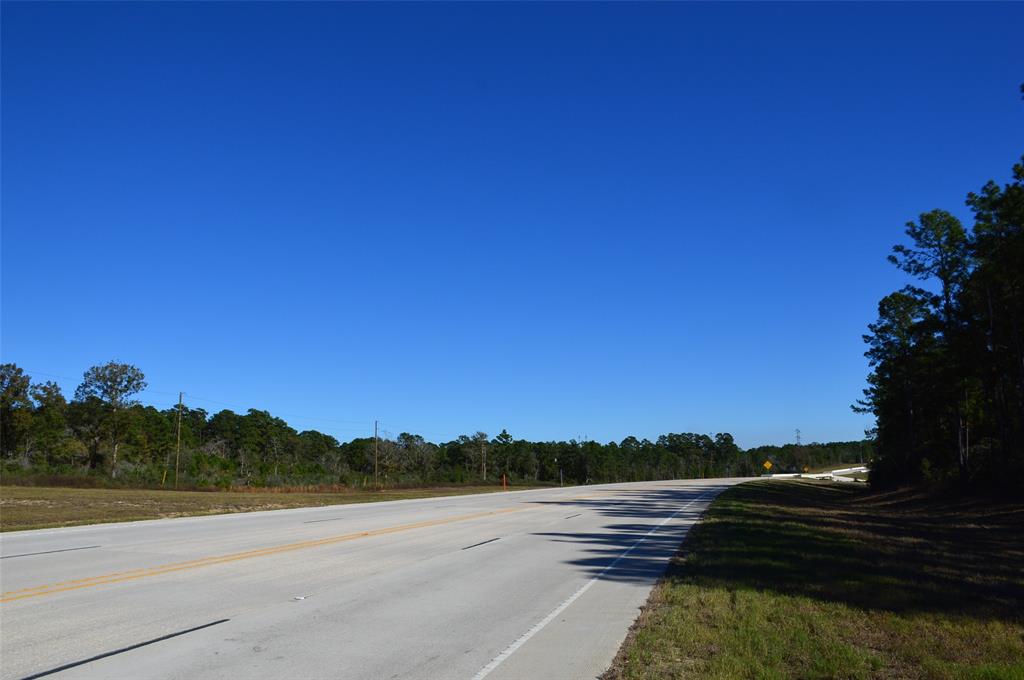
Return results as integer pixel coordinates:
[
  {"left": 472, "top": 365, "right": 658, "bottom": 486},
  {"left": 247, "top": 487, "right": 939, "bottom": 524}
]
[{"left": 1, "top": 506, "right": 525, "bottom": 604}]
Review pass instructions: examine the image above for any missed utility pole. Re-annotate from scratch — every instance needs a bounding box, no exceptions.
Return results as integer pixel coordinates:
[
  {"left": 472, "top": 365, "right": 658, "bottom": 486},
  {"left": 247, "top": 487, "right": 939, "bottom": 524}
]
[
  {"left": 795, "top": 428, "right": 802, "bottom": 446},
  {"left": 374, "top": 420, "right": 379, "bottom": 489},
  {"left": 481, "top": 437, "right": 487, "bottom": 481},
  {"left": 174, "top": 392, "right": 183, "bottom": 490}
]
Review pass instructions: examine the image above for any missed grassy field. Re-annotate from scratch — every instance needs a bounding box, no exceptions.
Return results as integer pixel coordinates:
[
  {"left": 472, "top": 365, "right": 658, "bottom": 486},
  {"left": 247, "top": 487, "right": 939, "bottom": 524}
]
[
  {"left": 0, "top": 484, "right": 527, "bottom": 532},
  {"left": 605, "top": 480, "right": 1024, "bottom": 680}
]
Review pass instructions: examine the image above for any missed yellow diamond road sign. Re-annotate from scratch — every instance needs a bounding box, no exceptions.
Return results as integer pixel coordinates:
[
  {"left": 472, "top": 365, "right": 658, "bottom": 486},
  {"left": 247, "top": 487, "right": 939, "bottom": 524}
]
[{"left": 763, "top": 460, "right": 773, "bottom": 471}]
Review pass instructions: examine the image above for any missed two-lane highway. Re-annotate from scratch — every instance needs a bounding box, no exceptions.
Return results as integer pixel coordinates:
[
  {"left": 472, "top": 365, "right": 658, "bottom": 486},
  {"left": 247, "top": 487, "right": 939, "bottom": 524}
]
[{"left": 0, "top": 479, "right": 744, "bottom": 680}]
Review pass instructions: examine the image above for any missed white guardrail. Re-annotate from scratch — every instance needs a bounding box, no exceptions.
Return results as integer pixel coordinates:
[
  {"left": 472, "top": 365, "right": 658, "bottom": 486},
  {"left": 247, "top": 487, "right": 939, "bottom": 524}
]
[{"left": 770, "top": 466, "right": 868, "bottom": 483}]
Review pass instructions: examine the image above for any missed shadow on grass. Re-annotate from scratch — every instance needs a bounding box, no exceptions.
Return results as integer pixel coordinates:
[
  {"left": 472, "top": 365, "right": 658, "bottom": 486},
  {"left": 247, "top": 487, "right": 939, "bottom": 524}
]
[
  {"left": 534, "top": 479, "right": 1023, "bottom": 622},
  {"left": 680, "top": 480, "right": 1024, "bottom": 621}
]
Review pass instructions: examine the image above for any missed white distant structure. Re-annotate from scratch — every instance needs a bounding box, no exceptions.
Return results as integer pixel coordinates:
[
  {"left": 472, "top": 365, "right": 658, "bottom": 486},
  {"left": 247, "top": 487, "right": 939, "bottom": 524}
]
[{"left": 789, "top": 466, "right": 868, "bottom": 483}]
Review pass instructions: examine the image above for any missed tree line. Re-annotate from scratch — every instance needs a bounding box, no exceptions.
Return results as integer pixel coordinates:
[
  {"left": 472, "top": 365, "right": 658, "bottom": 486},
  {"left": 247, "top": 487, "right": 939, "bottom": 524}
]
[
  {"left": 0, "top": 361, "right": 866, "bottom": 489},
  {"left": 856, "top": 150, "right": 1023, "bottom": 489},
  {"left": 745, "top": 441, "right": 872, "bottom": 473}
]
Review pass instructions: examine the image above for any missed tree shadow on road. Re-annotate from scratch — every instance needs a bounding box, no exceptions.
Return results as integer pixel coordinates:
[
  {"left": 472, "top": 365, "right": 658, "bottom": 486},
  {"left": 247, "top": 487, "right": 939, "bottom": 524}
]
[{"left": 526, "top": 484, "right": 735, "bottom": 586}]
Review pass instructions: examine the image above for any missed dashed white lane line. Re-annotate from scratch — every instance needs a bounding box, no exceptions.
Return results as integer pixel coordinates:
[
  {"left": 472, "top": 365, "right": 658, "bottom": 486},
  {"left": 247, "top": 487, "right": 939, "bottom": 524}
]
[{"left": 470, "top": 490, "right": 715, "bottom": 680}]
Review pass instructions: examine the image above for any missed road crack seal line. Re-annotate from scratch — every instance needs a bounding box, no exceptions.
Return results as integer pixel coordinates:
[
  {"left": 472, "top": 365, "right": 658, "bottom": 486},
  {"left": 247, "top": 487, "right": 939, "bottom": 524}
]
[
  {"left": 18, "top": 619, "right": 230, "bottom": 679},
  {"left": 469, "top": 490, "right": 716, "bottom": 680},
  {"left": 0, "top": 507, "right": 526, "bottom": 603},
  {"left": 1, "top": 545, "right": 101, "bottom": 560}
]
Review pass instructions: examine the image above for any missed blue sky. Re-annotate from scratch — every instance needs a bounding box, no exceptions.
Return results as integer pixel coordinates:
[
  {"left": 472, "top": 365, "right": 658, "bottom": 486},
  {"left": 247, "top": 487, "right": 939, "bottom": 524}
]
[{"left": 2, "top": 2, "right": 1021, "bottom": 448}]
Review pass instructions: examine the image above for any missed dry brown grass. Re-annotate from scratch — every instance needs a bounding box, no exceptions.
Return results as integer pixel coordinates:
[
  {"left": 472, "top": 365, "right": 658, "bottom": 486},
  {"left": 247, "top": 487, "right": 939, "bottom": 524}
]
[{"left": 0, "top": 484, "right": 528, "bottom": 532}]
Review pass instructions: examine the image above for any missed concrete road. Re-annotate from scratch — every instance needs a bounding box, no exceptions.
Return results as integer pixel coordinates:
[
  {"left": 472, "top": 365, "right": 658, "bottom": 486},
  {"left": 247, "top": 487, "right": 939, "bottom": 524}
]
[{"left": 0, "top": 478, "right": 743, "bottom": 680}]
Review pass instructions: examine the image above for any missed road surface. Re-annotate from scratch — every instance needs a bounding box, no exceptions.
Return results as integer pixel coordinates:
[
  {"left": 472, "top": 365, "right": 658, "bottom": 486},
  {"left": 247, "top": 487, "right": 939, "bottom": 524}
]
[{"left": 0, "top": 478, "right": 743, "bottom": 680}]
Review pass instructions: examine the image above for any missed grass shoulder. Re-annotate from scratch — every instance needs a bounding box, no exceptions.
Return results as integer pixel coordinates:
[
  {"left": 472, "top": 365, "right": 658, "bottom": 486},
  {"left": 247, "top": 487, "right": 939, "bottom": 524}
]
[
  {"left": 0, "top": 484, "right": 533, "bottom": 532},
  {"left": 605, "top": 479, "right": 1024, "bottom": 680}
]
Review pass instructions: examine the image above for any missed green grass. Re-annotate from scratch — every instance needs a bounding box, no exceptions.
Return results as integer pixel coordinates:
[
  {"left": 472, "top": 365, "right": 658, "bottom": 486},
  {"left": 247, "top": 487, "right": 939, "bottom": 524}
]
[
  {"left": 0, "top": 484, "right": 529, "bottom": 532},
  {"left": 605, "top": 480, "right": 1024, "bottom": 680}
]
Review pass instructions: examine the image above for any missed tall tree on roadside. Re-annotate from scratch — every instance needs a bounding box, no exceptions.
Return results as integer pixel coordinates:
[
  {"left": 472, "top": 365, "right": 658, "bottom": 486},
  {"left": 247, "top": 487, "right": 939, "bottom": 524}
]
[
  {"left": 887, "top": 210, "right": 973, "bottom": 479},
  {"left": 493, "top": 429, "right": 513, "bottom": 479},
  {"left": 30, "top": 381, "right": 73, "bottom": 467},
  {"left": 856, "top": 290, "right": 934, "bottom": 483},
  {"left": 888, "top": 210, "right": 971, "bottom": 329},
  {"left": 0, "top": 363, "right": 33, "bottom": 461},
  {"left": 74, "top": 361, "right": 147, "bottom": 477},
  {"left": 859, "top": 124, "right": 1024, "bottom": 488},
  {"left": 965, "top": 154, "right": 1024, "bottom": 471}
]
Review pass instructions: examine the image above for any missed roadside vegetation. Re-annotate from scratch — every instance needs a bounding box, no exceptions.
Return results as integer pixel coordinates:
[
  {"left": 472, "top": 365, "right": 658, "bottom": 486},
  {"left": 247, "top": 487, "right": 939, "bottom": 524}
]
[
  {"left": 856, "top": 152, "right": 1023, "bottom": 490},
  {"left": 0, "top": 362, "right": 870, "bottom": 490},
  {"left": 746, "top": 444, "right": 871, "bottom": 475},
  {"left": 0, "top": 484, "right": 529, "bottom": 532},
  {"left": 606, "top": 480, "right": 1024, "bottom": 680}
]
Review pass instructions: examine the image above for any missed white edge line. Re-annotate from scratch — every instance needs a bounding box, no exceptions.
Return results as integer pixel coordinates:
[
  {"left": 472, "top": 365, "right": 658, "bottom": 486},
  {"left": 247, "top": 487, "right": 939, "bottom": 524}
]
[{"left": 470, "top": 489, "right": 717, "bottom": 680}]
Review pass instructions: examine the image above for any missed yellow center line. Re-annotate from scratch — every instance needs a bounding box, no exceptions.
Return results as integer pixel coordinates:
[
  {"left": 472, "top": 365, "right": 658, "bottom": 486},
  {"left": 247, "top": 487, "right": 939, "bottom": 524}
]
[
  {"left": 525, "top": 491, "right": 611, "bottom": 503},
  {"left": 1, "top": 506, "right": 527, "bottom": 604}
]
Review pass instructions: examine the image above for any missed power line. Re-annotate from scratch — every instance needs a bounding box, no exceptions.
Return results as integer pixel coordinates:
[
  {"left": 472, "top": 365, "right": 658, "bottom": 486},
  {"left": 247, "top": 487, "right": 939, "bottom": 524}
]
[
  {"left": 183, "top": 394, "right": 371, "bottom": 428},
  {"left": 16, "top": 367, "right": 545, "bottom": 445},
  {"left": 375, "top": 422, "right": 453, "bottom": 441},
  {"left": 17, "top": 367, "right": 372, "bottom": 432},
  {"left": 19, "top": 368, "right": 187, "bottom": 399}
]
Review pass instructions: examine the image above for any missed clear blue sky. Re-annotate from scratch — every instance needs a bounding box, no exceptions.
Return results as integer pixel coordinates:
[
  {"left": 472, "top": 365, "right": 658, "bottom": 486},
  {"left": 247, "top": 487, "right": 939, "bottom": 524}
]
[{"left": 2, "top": 2, "right": 1021, "bottom": 448}]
